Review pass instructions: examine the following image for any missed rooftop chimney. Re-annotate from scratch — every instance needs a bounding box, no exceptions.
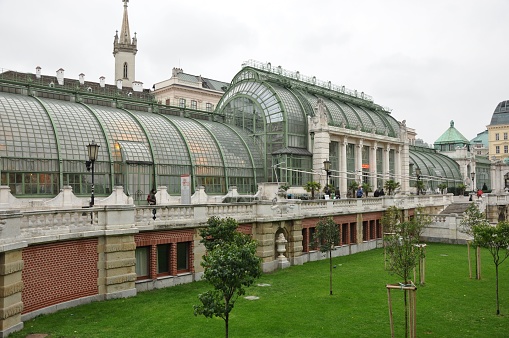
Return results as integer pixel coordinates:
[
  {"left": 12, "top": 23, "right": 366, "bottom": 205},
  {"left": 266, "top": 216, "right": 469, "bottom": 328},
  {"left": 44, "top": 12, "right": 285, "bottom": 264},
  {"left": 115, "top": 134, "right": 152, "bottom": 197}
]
[
  {"left": 132, "top": 81, "right": 143, "bottom": 92},
  {"left": 172, "top": 67, "right": 183, "bottom": 77},
  {"left": 36, "top": 66, "right": 41, "bottom": 79},
  {"left": 56, "top": 68, "right": 64, "bottom": 85},
  {"left": 99, "top": 76, "right": 105, "bottom": 88},
  {"left": 79, "top": 73, "right": 85, "bottom": 85}
]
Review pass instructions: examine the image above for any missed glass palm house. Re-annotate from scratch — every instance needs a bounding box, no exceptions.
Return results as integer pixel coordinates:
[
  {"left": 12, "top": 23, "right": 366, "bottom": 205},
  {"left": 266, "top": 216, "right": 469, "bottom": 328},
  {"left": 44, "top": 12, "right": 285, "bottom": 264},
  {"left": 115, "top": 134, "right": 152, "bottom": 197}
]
[{"left": 0, "top": 61, "right": 462, "bottom": 203}]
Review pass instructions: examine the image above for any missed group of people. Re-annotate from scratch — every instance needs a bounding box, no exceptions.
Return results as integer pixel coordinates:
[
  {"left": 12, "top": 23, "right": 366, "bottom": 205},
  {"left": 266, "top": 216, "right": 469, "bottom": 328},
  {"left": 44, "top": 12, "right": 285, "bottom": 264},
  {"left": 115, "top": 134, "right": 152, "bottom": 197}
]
[
  {"left": 324, "top": 186, "right": 341, "bottom": 199},
  {"left": 355, "top": 186, "right": 385, "bottom": 198},
  {"left": 373, "top": 188, "right": 385, "bottom": 197}
]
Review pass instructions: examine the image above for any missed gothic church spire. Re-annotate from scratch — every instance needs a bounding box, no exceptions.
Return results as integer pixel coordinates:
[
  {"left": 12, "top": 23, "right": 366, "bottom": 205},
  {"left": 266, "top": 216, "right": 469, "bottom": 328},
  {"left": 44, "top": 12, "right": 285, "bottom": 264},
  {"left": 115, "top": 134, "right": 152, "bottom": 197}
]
[{"left": 113, "top": 0, "right": 137, "bottom": 87}]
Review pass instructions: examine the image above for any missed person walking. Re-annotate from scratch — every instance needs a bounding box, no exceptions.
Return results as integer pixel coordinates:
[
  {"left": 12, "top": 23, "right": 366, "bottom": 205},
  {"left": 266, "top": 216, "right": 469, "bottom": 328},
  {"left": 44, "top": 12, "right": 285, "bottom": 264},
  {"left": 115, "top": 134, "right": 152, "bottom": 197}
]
[{"left": 356, "top": 186, "right": 363, "bottom": 198}]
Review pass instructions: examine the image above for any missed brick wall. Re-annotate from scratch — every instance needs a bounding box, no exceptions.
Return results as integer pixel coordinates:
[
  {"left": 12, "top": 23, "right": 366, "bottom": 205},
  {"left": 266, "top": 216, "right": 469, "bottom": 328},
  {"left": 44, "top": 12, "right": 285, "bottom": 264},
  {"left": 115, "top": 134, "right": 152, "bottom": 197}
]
[{"left": 22, "top": 239, "right": 99, "bottom": 314}]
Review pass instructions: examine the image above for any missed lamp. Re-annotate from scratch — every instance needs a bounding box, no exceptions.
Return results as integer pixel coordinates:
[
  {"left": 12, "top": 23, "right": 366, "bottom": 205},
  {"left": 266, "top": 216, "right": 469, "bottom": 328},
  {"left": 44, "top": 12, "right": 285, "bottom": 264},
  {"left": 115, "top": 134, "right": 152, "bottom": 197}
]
[
  {"left": 470, "top": 172, "right": 475, "bottom": 191},
  {"left": 415, "top": 167, "right": 422, "bottom": 195},
  {"left": 86, "top": 141, "right": 100, "bottom": 207},
  {"left": 323, "top": 160, "right": 331, "bottom": 196}
]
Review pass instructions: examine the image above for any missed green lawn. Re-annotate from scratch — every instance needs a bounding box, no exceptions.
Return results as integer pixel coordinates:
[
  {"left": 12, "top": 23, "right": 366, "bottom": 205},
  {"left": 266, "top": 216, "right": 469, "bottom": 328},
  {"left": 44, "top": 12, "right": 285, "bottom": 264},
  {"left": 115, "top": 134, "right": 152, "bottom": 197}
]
[{"left": 12, "top": 243, "right": 509, "bottom": 337}]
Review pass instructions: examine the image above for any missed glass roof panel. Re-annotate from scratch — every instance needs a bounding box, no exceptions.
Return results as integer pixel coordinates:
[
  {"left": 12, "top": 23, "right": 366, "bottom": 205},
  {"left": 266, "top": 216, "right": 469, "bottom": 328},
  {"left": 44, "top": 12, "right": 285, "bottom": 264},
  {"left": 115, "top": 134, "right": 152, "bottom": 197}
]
[
  {"left": 170, "top": 117, "right": 224, "bottom": 174},
  {"left": 272, "top": 84, "right": 306, "bottom": 135},
  {"left": 117, "top": 141, "right": 152, "bottom": 163},
  {"left": 357, "top": 106, "right": 388, "bottom": 133},
  {"left": 0, "top": 93, "right": 57, "bottom": 159},
  {"left": 318, "top": 96, "right": 347, "bottom": 127},
  {"left": 330, "top": 100, "right": 362, "bottom": 129},
  {"left": 134, "top": 112, "right": 191, "bottom": 166},
  {"left": 346, "top": 103, "right": 374, "bottom": 132},
  {"left": 41, "top": 98, "right": 108, "bottom": 161},
  {"left": 89, "top": 105, "right": 148, "bottom": 162},
  {"left": 199, "top": 121, "right": 254, "bottom": 176}
]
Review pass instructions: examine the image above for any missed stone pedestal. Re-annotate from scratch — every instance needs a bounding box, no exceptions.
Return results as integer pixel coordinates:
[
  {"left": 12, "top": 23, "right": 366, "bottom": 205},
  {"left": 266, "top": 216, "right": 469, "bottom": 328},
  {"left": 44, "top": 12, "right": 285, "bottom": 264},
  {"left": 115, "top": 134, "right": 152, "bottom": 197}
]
[{"left": 276, "top": 233, "right": 290, "bottom": 269}]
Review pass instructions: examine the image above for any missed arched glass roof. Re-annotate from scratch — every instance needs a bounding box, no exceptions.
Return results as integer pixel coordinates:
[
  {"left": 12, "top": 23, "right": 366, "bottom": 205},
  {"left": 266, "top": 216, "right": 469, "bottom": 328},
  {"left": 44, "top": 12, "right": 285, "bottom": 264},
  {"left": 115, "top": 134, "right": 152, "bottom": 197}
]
[
  {"left": 218, "top": 65, "right": 401, "bottom": 149},
  {"left": 0, "top": 91, "right": 263, "bottom": 195},
  {"left": 409, "top": 146, "right": 462, "bottom": 185}
]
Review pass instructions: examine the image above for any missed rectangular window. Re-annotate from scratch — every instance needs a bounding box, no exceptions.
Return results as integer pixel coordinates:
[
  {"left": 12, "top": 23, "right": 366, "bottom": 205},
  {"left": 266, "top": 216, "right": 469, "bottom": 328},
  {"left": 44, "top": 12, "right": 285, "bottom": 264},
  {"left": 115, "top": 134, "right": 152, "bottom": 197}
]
[
  {"left": 179, "top": 98, "right": 186, "bottom": 108},
  {"left": 177, "top": 242, "right": 190, "bottom": 271},
  {"left": 206, "top": 103, "right": 214, "bottom": 112},
  {"left": 135, "top": 247, "right": 149, "bottom": 278},
  {"left": 504, "top": 145, "right": 508, "bottom": 153},
  {"left": 505, "top": 133, "right": 508, "bottom": 140},
  {"left": 191, "top": 100, "right": 197, "bottom": 110},
  {"left": 496, "top": 133, "right": 500, "bottom": 141},
  {"left": 496, "top": 146, "right": 500, "bottom": 154},
  {"left": 165, "top": 99, "right": 170, "bottom": 105},
  {"left": 157, "top": 244, "right": 170, "bottom": 275}
]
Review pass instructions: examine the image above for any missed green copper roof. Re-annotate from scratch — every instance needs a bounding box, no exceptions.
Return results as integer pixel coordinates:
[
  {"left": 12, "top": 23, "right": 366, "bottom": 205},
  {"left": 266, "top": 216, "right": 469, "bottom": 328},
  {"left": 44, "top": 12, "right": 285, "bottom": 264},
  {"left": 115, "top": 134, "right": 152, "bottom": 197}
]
[
  {"left": 470, "top": 130, "right": 488, "bottom": 147},
  {"left": 434, "top": 120, "right": 470, "bottom": 145}
]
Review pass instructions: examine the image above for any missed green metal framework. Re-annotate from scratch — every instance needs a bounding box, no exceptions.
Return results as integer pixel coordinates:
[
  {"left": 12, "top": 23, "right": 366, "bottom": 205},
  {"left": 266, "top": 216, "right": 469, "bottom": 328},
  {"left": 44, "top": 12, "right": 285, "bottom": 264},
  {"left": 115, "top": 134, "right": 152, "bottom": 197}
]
[{"left": 216, "top": 60, "right": 402, "bottom": 186}]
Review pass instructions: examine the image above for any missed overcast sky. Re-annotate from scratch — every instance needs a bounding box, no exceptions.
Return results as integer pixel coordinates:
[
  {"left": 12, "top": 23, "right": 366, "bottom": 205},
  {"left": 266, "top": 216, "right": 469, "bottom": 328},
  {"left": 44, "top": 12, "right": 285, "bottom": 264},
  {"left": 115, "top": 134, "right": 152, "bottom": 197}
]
[{"left": 1, "top": 0, "right": 507, "bottom": 144}]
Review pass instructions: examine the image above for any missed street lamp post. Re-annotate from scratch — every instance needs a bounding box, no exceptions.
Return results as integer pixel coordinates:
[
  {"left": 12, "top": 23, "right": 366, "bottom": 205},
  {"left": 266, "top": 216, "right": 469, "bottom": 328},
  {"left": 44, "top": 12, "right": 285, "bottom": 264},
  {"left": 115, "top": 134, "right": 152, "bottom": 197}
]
[
  {"left": 323, "top": 160, "right": 331, "bottom": 197},
  {"left": 415, "top": 167, "right": 422, "bottom": 195},
  {"left": 86, "top": 141, "right": 100, "bottom": 207},
  {"left": 470, "top": 172, "right": 476, "bottom": 192}
]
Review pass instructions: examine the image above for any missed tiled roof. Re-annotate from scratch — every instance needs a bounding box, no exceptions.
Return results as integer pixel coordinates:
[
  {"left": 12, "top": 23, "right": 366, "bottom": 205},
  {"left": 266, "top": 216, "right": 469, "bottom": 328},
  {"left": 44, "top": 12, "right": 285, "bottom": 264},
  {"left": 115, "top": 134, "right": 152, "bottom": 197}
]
[{"left": 176, "top": 72, "right": 229, "bottom": 92}]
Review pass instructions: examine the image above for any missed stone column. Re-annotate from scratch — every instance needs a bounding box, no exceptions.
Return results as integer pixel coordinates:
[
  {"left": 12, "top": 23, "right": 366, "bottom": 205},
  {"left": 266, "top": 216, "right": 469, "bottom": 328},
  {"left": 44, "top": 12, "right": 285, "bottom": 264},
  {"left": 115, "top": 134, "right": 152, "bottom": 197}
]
[
  {"left": 340, "top": 137, "right": 348, "bottom": 198},
  {"left": 370, "top": 142, "right": 378, "bottom": 189},
  {"left": 356, "top": 139, "right": 363, "bottom": 183},
  {"left": 384, "top": 144, "right": 391, "bottom": 182}
]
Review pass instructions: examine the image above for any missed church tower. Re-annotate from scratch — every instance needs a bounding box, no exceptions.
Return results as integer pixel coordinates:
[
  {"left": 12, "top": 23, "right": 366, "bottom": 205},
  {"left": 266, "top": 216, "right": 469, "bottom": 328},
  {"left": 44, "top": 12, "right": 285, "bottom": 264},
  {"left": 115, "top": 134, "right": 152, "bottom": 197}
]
[{"left": 113, "top": 0, "right": 137, "bottom": 87}]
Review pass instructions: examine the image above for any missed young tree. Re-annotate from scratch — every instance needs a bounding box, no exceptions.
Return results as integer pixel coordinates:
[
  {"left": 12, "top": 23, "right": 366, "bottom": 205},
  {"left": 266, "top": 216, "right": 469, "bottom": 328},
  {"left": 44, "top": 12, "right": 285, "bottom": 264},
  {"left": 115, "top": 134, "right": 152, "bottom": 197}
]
[
  {"left": 457, "top": 183, "right": 467, "bottom": 196},
  {"left": 194, "top": 217, "right": 262, "bottom": 338},
  {"left": 384, "top": 180, "right": 401, "bottom": 196},
  {"left": 472, "top": 221, "right": 509, "bottom": 315},
  {"left": 383, "top": 206, "right": 430, "bottom": 338},
  {"left": 304, "top": 181, "right": 321, "bottom": 200},
  {"left": 362, "top": 182, "right": 372, "bottom": 197},
  {"left": 460, "top": 203, "right": 489, "bottom": 280},
  {"left": 313, "top": 217, "right": 340, "bottom": 295},
  {"left": 349, "top": 181, "right": 359, "bottom": 198}
]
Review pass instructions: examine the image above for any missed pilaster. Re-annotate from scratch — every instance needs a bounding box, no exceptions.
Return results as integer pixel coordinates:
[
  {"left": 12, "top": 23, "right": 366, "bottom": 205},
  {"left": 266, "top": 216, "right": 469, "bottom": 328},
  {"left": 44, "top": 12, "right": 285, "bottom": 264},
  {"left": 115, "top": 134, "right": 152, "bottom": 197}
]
[
  {"left": 0, "top": 250, "right": 24, "bottom": 336},
  {"left": 97, "top": 235, "right": 137, "bottom": 300}
]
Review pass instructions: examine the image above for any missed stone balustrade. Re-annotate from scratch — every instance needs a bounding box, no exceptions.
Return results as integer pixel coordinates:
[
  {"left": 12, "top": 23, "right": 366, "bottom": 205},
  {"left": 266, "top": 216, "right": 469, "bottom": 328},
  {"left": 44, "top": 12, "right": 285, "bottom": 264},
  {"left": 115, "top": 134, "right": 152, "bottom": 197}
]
[{"left": 0, "top": 193, "right": 461, "bottom": 247}]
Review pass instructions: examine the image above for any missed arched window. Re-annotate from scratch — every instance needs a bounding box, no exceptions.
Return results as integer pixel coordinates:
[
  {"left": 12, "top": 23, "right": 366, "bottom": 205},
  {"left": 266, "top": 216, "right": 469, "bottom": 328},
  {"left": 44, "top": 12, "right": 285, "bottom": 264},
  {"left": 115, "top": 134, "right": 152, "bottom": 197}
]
[{"left": 123, "top": 62, "right": 128, "bottom": 79}]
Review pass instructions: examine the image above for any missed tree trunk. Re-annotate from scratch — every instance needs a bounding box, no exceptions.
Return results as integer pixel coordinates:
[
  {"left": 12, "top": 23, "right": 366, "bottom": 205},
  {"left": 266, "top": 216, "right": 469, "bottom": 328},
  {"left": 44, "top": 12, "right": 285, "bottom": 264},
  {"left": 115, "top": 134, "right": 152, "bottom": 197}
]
[
  {"left": 225, "top": 312, "right": 229, "bottom": 338},
  {"left": 496, "top": 264, "right": 500, "bottom": 315},
  {"left": 404, "top": 289, "right": 408, "bottom": 338},
  {"left": 329, "top": 250, "right": 333, "bottom": 295}
]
